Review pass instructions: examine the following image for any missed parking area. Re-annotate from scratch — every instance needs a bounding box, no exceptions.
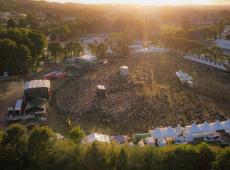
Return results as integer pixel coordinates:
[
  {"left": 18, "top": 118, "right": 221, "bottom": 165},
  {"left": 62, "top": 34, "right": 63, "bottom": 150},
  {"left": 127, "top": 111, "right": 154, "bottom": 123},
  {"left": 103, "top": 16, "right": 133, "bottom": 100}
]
[{"left": 0, "top": 78, "right": 24, "bottom": 129}]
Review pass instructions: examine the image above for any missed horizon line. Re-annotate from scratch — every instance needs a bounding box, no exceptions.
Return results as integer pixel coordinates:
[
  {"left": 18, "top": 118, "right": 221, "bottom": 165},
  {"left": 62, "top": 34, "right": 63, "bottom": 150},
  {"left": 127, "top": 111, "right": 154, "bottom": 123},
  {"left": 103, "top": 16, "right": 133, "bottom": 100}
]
[{"left": 45, "top": 0, "right": 230, "bottom": 6}]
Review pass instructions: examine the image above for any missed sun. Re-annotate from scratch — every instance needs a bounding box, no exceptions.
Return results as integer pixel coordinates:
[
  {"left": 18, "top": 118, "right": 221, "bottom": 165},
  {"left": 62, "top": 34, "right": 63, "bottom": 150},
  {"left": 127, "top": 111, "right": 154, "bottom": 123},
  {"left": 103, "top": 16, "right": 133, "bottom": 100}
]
[{"left": 48, "top": 0, "right": 215, "bottom": 6}]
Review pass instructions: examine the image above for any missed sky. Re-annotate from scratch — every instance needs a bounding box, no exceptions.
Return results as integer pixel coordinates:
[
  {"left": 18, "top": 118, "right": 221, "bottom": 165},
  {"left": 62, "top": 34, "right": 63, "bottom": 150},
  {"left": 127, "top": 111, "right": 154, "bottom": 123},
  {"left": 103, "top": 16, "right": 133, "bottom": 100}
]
[{"left": 47, "top": 0, "right": 230, "bottom": 5}]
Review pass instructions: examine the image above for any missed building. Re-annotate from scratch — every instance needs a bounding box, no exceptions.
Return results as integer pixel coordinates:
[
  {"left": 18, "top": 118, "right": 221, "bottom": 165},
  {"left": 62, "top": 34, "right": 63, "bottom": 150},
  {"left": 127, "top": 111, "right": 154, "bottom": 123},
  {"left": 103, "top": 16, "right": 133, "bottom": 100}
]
[
  {"left": 213, "top": 39, "right": 230, "bottom": 55},
  {"left": 222, "top": 25, "right": 230, "bottom": 38},
  {"left": 24, "top": 80, "right": 51, "bottom": 100},
  {"left": 80, "top": 33, "right": 108, "bottom": 45}
]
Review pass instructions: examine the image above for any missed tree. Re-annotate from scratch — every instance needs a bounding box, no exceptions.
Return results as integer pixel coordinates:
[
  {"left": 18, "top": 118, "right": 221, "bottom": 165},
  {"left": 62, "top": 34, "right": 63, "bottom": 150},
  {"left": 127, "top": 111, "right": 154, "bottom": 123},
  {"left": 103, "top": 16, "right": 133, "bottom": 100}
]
[
  {"left": 1, "top": 124, "right": 28, "bottom": 170},
  {"left": 26, "top": 30, "right": 47, "bottom": 65},
  {"left": 212, "top": 148, "right": 230, "bottom": 170},
  {"left": 116, "top": 148, "right": 128, "bottom": 170},
  {"left": 69, "top": 127, "right": 85, "bottom": 144},
  {"left": 144, "top": 147, "right": 163, "bottom": 170},
  {"left": 197, "top": 143, "right": 215, "bottom": 170},
  {"left": 164, "top": 145, "right": 199, "bottom": 170},
  {"left": 0, "top": 38, "right": 18, "bottom": 73},
  {"left": 0, "top": 38, "right": 31, "bottom": 74},
  {"left": 96, "top": 43, "right": 107, "bottom": 59},
  {"left": 7, "top": 18, "right": 16, "bottom": 28},
  {"left": 17, "top": 44, "right": 31, "bottom": 72},
  {"left": 18, "top": 18, "right": 28, "bottom": 28},
  {"left": 64, "top": 41, "right": 82, "bottom": 58},
  {"left": 226, "top": 34, "right": 230, "bottom": 40},
  {"left": 26, "top": 13, "right": 40, "bottom": 29},
  {"left": 27, "top": 126, "right": 55, "bottom": 170},
  {"left": 65, "top": 42, "right": 75, "bottom": 58},
  {"left": 0, "top": 130, "right": 3, "bottom": 144},
  {"left": 210, "top": 45, "right": 223, "bottom": 59},
  {"left": 88, "top": 43, "right": 97, "bottom": 55},
  {"left": 83, "top": 142, "right": 106, "bottom": 170},
  {"left": 48, "top": 42, "right": 62, "bottom": 62},
  {"left": 47, "top": 140, "right": 80, "bottom": 170},
  {"left": 6, "top": 28, "right": 24, "bottom": 44},
  {"left": 74, "top": 42, "right": 83, "bottom": 57}
]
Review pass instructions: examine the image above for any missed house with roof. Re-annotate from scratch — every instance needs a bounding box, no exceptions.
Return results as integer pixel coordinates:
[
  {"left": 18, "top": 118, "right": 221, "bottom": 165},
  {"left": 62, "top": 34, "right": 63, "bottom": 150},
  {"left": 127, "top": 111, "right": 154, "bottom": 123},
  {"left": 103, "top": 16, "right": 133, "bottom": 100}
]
[{"left": 214, "top": 39, "right": 230, "bottom": 55}]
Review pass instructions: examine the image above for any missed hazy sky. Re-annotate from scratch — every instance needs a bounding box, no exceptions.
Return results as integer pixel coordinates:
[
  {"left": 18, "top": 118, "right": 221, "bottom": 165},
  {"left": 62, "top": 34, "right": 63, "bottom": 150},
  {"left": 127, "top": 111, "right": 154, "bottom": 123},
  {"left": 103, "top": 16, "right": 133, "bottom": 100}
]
[{"left": 47, "top": 0, "right": 230, "bottom": 5}]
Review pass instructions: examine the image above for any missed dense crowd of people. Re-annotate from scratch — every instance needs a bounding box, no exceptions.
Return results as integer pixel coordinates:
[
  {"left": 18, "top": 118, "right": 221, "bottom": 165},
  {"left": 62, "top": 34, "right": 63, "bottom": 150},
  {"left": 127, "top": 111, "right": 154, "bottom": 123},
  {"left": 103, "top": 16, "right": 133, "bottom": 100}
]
[{"left": 53, "top": 54, "right": 230, "bottom": 133}]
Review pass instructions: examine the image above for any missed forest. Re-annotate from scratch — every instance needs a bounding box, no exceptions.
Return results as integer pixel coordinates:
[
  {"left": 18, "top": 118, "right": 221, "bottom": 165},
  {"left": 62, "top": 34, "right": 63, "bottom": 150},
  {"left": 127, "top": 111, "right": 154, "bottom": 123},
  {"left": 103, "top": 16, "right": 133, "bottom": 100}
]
[
  {"left": 0, "top": 0, "right": 229, "bottom": 75},
  {"left": 0, "top": 124, "right": 229, "bottom": 170}
]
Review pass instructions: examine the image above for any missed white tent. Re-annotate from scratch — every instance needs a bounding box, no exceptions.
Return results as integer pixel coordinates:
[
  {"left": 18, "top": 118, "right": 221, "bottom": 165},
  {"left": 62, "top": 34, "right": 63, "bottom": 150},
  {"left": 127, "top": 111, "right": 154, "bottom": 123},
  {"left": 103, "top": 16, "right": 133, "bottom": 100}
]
[
  {"left": 162, "top": 126, "right": 178, "bottom": 138},
  {"left": 120, "top": 66, "right": 129, "bottom": 76},
  {"left": 138, "top": 140, "right": 145, "bottom": 147},
  {"left": 221, "top": 119, "right": 230, "bottom": 130},
  {"left": 85, "top": 133, "right": 110, "bottom": 143},
  {"left": 198, "top": 121, "right": 211, "bottom": 132},
  {"left": 145, "top": 137, "right": 155, "bottom": 145},
  {"left": 79, "top": 55, "right": 97, "bottom": 63},
  {"left": 157, "top": 138, "right": 167, "bottom": 147},
  {"left": 174, "top": 124, "right": 183, "bottom": 134},
  {"left": 186, "top": 123, "right": 200, "bottom": 134},
  {"left": 210, "top": 120, "right": 224, "bottom": 132},
  {"left": 184, "top": 132, "right": 194, "bottom": 142},
  {"left": 151, "top": 128, "right": 163, "bottom": 139}
]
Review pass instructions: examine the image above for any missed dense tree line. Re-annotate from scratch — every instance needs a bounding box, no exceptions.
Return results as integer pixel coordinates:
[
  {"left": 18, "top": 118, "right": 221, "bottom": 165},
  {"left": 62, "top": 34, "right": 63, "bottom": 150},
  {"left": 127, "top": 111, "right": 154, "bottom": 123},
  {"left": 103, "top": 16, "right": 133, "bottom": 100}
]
[
  {"left": 1, "top": 0, "right": 229, "bottom": 42},
  {"left": 0, "top": 0, "right": 229, "bottom": 71},
  {"left": 0, "top": 124, "right": 229, "bottom": 170},
  {"left": 0, "top": 27, "right": 47, "bottom": 74}
]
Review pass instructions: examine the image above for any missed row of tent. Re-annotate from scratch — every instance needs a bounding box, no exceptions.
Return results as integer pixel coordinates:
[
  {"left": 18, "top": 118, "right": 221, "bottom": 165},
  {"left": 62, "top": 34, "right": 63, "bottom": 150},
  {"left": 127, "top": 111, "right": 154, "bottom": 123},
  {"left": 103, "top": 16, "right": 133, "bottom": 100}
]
[
  {"left": 151, "top": 119, "right": 230, "bottom": 139},
  {"left": 82, "top": 119, "right": 230, "bottom": 144}
]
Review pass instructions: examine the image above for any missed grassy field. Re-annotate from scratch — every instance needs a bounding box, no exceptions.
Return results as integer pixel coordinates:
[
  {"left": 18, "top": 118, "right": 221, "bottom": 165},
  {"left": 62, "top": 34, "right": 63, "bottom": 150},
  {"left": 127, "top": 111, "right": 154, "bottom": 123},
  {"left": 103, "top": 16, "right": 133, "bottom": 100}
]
[
  {"left": 54, "top": 53, "right": 230, "bottom": 134},
  {"left": 0, "top": 54, "right": 229, "bottom": 135}
]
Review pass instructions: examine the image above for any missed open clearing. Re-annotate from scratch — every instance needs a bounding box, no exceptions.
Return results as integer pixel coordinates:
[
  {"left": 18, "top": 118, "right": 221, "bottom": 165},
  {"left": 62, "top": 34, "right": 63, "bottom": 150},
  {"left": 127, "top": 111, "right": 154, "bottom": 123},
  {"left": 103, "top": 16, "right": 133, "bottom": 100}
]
[{"left": 0, "top": 54, "right": 229, "bottom": 135}]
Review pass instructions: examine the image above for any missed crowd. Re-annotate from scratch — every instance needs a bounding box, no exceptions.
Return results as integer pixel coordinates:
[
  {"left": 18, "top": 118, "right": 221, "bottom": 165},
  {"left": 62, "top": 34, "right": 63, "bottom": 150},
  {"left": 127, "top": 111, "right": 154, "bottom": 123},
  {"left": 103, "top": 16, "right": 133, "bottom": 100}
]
[{"left": 52, "top": 54, "right": 230, "bottom": 133}]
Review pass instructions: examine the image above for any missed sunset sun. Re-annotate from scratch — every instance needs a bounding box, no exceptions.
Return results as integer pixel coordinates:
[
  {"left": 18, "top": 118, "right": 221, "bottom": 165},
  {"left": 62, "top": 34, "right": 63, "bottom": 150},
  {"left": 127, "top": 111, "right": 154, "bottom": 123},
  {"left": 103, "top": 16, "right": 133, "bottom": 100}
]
[{"left": 47, "top": 0, "right": 227, "bottom": 5}]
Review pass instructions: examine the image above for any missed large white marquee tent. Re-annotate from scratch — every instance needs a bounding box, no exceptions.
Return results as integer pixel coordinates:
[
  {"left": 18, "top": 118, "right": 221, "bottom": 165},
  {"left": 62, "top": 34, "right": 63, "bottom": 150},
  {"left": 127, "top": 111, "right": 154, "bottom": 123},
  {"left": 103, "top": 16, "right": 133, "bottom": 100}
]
[
  {"left": 221, "top": 119, "right": 230, "bottom": 130},
  {"left": 186, "top": 123, "right": 200, "bottom": 134},
  {"left": 198, "top": 121, "right": 211, "bottom": 132},
  {"left": 149, "top": 119, "right": 230, "bottom": 145},
  {"left": 210, "top": 120, "right": 224, "bottom": 132}
]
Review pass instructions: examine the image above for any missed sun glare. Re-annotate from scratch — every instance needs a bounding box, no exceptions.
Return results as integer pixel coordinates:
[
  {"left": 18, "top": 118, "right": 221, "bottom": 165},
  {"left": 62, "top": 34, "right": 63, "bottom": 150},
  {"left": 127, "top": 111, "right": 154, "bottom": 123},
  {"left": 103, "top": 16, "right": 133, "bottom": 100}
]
[{"left": 47, "top": 0, "right": 221, "bottom": 5}]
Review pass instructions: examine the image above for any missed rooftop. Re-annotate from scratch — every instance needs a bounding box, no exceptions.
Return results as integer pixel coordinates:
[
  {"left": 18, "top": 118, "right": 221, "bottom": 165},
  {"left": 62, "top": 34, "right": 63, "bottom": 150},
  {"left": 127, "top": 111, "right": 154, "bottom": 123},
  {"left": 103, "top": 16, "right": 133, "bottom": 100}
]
[
  {"left": 214, "top": 39, "right": 230, "bottom": 50},
  {"left": 24, "top": 80, "right": 50, "bottom": 90}
]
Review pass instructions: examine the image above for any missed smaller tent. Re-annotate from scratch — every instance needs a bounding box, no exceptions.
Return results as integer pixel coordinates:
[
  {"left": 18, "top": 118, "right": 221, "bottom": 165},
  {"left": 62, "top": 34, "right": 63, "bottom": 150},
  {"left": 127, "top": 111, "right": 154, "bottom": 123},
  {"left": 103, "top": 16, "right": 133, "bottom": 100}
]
[
  {"left": 210, "top": 120, "right": 224, "bottom": 132},
  {"left": 120, "top": 66, "right": 129, "bottom": 76},
  {"left": 221, "top": 119, "right": 230, "bottom": 130},
  {"left": 138, "top": 140, "right": 145, "bottom": 147},
  {"left": 157, "top": 138, "right": 167, "bottom": 147},
  {"left": 145, "top": 137, "right": 155, "bottom": 145},
  {"left": 186, "top": 123, "right": 200, "bottom": 134},
  {"left": 151, "top": 128, "right": 163, "bottom": 139},
  {"left": 183, "top": 132, "right": 194, "bottom": 142},
  {"left": 198, "top": 121, "right": 211, "bottom": 132},
  {"left": 162, "top": 126, "right": 178, "bottom": 138},
  {"left": 85, "top": 133, "right": 110, "bottom": 143},
  {"left": 79, "top": 55, "right": 97, "bottom": 63}
]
